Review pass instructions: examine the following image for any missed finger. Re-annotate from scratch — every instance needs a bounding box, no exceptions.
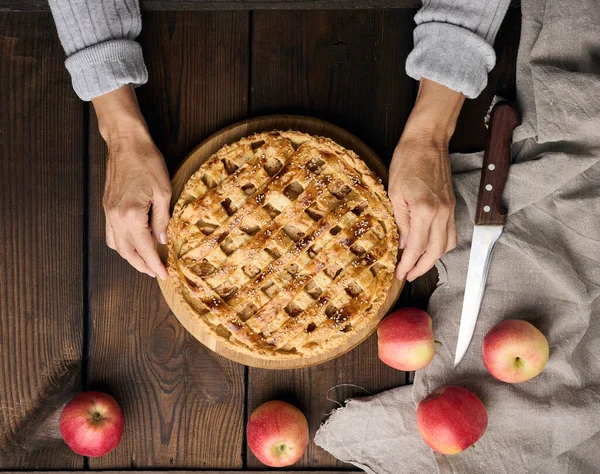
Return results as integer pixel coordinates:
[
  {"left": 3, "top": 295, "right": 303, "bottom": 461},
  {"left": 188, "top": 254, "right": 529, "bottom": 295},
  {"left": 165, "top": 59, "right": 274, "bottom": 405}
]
[
  {"left": 103, "top": 198, "right": 117, "bottom": 251},
  {"left": 105, "top": 221, "right": 116, "bottom": 250},
  {"left": 150, "top": 185, "right": 171, "bottom": 245},
  {"left": 394, "top": 212, "right": 432, "bottom": 280},
  {"left": 113, "top": 230, "right": 156, "bottom": 278},
  {"left": 406, "top": 214, "right": 448, "bottom": 282},
  {"left": 392, "top": 199, "right": 410, "bottom": 250},
  {"left": 446, "top": 213, "right": 457, "bottom": 253},
  {"left": 127, "top": 216, "right": 169, "bottom": 280}
]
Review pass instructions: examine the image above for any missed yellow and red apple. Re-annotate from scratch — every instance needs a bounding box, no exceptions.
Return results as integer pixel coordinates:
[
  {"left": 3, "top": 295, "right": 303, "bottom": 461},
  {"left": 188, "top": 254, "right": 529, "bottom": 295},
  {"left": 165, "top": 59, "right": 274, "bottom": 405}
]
[
  {"left": 417, "top": 385, "right": 488, "bottom": 455},
  {"left": 60, "top": 391, "right": 124, "bottom": 457},
  {"left": 377, "top": 308, "right": 435, "bottom": 371},
  {"left": 482, "top": 319, "right": 549, "bottom": 383},
  {"left": 246, "top": 400, "right": 309, "bottom": 467}
]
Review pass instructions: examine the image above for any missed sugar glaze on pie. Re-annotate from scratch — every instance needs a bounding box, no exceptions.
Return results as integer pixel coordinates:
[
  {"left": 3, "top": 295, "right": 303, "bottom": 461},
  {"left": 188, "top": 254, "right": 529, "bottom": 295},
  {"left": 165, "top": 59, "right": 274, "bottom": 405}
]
[{"left": 167, "top": 131, "right": 399, "bottom": 359}]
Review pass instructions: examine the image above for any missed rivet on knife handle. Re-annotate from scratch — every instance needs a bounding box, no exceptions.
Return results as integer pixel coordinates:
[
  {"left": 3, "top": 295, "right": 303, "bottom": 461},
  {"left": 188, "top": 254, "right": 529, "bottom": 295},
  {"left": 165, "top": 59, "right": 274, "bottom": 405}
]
[{"left": 475, "top": 102, "right": 521, "bottom": 225}]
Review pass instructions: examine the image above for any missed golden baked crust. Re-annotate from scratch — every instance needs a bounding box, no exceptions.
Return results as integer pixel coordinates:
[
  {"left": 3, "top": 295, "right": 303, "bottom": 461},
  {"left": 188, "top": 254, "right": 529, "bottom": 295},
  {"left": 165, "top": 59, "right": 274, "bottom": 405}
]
[{"left": 167, "top": 130, "right": 398, "bottom": 359}]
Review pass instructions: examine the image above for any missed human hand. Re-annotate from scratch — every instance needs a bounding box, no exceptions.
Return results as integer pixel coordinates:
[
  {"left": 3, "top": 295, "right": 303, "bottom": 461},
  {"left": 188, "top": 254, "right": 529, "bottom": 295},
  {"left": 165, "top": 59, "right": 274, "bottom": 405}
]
[
  {"left": 93, "top": 85, "right": 171, "bottom": 279},
  {"left": 389, "top": 79, "right": 465, "bottom": 282}
]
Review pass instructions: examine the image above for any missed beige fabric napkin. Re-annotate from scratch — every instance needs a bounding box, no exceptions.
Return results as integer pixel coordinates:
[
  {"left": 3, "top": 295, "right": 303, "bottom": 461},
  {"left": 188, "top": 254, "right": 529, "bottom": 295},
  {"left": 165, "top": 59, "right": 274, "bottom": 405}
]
[{"left": 315, "top": 0, "right": 600, "bottom": 472}]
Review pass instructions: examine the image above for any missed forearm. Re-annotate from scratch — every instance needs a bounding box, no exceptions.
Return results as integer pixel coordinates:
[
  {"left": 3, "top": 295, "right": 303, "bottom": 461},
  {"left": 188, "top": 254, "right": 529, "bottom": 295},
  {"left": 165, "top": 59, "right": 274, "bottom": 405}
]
[
  {"left": 406, "top": 0, "right": 511, "bottom": 99},
  {"left": 401, "top": 79, "right": 465, "bottom": 145},
  {"left": 92, "top": 85, "right": 149, "bottom": 145},
  {"left": 48, "top": 0, "right": 148, "bottom": 101}
]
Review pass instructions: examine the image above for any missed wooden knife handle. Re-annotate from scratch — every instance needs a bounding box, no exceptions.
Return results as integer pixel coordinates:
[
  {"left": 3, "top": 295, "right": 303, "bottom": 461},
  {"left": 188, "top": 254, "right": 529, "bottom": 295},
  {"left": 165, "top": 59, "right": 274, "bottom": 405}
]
[{"left": 475, "top": 101, "right": 521, "bottom": 225}]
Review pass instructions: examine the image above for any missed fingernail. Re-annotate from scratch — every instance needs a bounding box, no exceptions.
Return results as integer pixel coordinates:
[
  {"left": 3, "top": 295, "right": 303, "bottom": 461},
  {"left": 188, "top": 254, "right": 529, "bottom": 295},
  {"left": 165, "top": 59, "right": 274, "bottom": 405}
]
[
  {"left": 396, "top": 272, "right": 406, "bottom": 281},
  {"left": 148, "top": 272, "right": 156, "bottom": 278},
  {"left": 407, "top": 275, "right": 415, "bottom": 283},
  {"left": 399, "top": 237, "right": 406, "bottom": 249},
  {"left": 159, "top": 232, "right": 167, "bottom": 245}
]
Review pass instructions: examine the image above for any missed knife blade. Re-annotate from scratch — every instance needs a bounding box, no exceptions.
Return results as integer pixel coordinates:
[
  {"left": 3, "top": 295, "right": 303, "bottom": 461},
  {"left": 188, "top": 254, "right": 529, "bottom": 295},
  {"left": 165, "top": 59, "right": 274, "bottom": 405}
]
[{"left": 453, "top": 100, "right": 521, "bottom": 368}]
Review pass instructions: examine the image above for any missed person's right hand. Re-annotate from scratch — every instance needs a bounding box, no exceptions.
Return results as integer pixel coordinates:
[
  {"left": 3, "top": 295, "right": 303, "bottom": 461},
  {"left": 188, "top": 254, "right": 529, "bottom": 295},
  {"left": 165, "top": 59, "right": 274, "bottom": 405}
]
[{"left": 93, "top": 85, "right": 170, "bottom": 279}]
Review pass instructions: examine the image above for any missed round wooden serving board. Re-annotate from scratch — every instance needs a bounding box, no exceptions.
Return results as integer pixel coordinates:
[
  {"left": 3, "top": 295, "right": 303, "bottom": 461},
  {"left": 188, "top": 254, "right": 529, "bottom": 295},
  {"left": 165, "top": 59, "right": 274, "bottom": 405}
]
[{"left": 158, "top": 115, "right": 403, "bottom": 369}]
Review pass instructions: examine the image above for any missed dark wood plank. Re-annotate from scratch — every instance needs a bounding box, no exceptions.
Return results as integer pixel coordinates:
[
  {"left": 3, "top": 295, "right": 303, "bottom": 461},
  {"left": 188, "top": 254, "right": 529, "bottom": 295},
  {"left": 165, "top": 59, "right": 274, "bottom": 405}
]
[
  {"left": 248, "top": 10, "right": 416, "bottom": 468},
  {"left": 87, "top": 12, "right": 249, "bottom": 469},
  {"left": 0, "top": 12, "right": 84, "bottom": 469},
  {"left": 251, "top": 11, "right": 417, "bottom": 165},
  {"left": 0, "top": 0, "right": 521, "bottom": 12}
]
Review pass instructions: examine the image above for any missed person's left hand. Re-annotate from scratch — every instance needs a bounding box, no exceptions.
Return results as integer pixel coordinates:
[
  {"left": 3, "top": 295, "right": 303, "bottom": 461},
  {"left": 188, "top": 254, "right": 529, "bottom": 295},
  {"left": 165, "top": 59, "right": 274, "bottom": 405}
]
[
  {"left": 389, "top": 134, "right": 457, "bottom": 282},
  {"left": 388, "top": 78, "right": 464, "bottom": 282}
]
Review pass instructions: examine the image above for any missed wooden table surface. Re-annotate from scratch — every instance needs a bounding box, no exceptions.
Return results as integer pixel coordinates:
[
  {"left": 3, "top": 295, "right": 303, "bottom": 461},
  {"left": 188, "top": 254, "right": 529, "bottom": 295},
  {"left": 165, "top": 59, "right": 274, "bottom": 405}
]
[{"left": 0, "top": 7, "right": 519, "bottom": 471}]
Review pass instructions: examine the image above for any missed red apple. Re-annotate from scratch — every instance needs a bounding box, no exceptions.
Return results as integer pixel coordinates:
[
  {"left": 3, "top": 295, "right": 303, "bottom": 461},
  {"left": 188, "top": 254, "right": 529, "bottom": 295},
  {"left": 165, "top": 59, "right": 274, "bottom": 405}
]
[
  {"left": 377, "top": 308, "right": 435, "bottom": 371},
  {"left": 417, "top": 385, "right": 488, "bottom": 455},
  {"left": 246, "top": 400, "right": 309, "bottom": 467},
  {"left": 60, "top": 391, "right": 124, "bottom": 457},
  {"left": 482, "top": 319, "right": 549, "bottom": 383}
]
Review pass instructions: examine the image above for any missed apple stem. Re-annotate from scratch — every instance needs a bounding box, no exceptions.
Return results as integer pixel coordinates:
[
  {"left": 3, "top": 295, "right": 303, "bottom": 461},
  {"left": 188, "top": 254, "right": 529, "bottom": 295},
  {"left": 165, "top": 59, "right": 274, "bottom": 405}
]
[{"left": 434, "top": 340, "right": 442, "bottom": 347}]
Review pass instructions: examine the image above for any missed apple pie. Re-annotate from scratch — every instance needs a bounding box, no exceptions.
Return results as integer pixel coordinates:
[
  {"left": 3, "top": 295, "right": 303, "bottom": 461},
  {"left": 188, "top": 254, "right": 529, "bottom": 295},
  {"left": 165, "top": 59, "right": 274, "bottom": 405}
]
[{"left": 167, "top": 131, "right": 399, "bottom": 359}]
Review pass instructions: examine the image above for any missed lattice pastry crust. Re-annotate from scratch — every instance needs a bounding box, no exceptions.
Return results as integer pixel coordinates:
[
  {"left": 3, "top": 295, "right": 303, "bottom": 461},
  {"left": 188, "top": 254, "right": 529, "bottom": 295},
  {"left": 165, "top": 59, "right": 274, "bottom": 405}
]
[{"left": 167, "top": 131, "right": 399, "bottom": 359}]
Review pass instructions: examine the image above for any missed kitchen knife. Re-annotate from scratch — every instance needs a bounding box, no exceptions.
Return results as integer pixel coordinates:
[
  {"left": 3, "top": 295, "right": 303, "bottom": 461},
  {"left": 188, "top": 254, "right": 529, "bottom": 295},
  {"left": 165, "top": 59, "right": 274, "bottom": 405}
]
[{"left": 453, "top": 100, "right": 521, "bottom": 368}]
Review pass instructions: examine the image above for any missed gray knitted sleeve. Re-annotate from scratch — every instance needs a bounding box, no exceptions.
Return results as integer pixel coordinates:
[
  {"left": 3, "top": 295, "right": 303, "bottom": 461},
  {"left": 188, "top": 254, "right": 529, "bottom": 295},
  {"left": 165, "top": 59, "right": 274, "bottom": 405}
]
[
  {"left": 48, "top": 0, "right": 148, "bottom": 101},
  {"left": 406, "top": 0, "right": 511, "bottom": 99}
]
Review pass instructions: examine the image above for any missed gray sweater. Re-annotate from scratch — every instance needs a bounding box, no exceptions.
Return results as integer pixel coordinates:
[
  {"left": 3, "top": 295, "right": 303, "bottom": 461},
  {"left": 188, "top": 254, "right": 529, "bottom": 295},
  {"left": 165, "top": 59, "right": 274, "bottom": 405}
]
[{"left": 49, "top": 1, "right": 510, "bottom": 102}]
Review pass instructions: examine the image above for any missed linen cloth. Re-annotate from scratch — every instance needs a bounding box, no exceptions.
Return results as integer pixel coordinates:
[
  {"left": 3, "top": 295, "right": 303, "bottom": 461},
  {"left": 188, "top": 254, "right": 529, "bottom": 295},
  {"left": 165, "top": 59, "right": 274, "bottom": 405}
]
[{"left": 315, "top": 0, "right": 600, "bottom": 472}]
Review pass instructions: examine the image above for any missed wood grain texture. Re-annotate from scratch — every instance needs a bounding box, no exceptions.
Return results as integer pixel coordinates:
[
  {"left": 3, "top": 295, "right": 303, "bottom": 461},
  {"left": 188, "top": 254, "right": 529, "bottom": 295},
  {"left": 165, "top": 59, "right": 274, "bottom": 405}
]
[
  {"left": 87, "top": 12, "right": 248, "bottom": 469},
  {"left": 158, "top": 115, "right": 404, "bottom": 369},
  {"left": 0, "top": 12, "right": 84, "bottom": 469},
  {"left": 247, "top": 10, "right": 416, "bottom": 468},
  {"left": 475, "top": 102, "right": 520, "bottom": 225},
  {"left": 0, "top": 0, "right": 522, "bottom": 11},
  {"left": 0, "top": 4, "right": 523, "bottom": 470},
  {"left": 250, "top": 11, "right": 418, "bottom": 164}
]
